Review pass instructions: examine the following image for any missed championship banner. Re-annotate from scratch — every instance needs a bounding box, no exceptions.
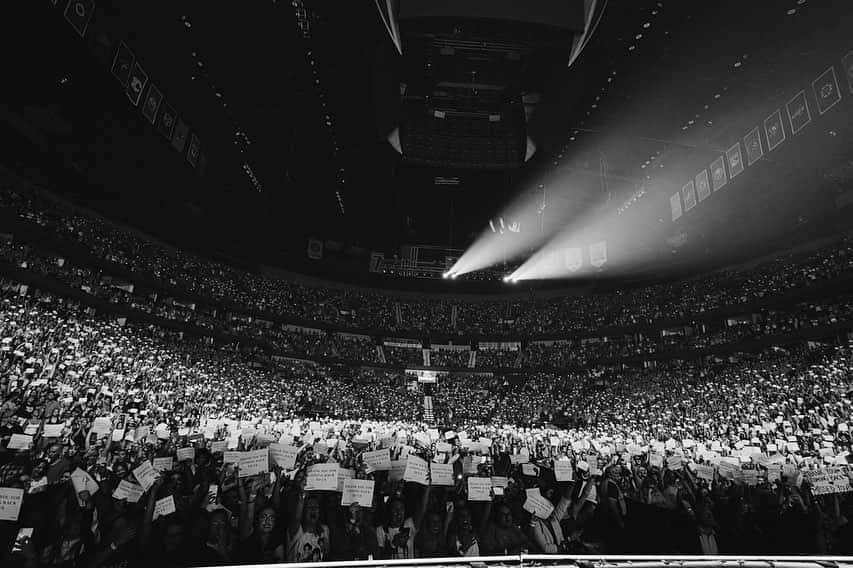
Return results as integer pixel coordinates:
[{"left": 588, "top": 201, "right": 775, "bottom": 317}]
[
  {"left": 744, "top": 127, "right": 763, "bottom": 166},
  {"left": 812, "top": 65, "right": 841, "bottom": 115},
  {"left": 172, "top": 119, "right": 189, "bottom": 152},
  {"left": 786, "top": 90, "right": 811, "bottom": 134},
  {"left": 695, "top": 169, "right": 711, "bottom": 202},
  {"left": 764, "top": 109, "right": 785, "bottom": 152},
  {"left": 141, "top": 84, "right": 163, "bottom": 124},
  {"left": 110, "top": 42, "right": 134, "bottom": 87},
  {"left": 681, "top": 180, "right": 697, "bottom": 212},
  {"left": 157, "top": 103, "right": 176, "bottom": 140},
  {"left": 564, "top": 247, "right": 583, "bottom": 271},
  {"left": 187, "top": 133, "right": 201, "bottom": 167},
  {"left": 726, "top": 142, "right": 744, "bottom": 179},
  {"left": 670, "top": 192, "right": 682, "bottom": 221},
  {"left": 127, "top": 63, "right": 148, "bottom": 107},
  {"left": 710, "top": 156, "right": 727, "bottom": 192},
  {"left": 64, "top": 0, "right": 96, "bottom": 38},
  {"left": 589, "top": 241, "right": 607, "bottom": 268},
  {"left": 842, "top": 51, "right": 853, "bottom": 94}
]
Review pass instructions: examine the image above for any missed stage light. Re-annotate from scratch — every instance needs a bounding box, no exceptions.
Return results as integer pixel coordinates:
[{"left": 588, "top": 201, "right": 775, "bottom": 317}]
[
  {"left": 503, "top": 275, "right": 511, "bottom": 282},
  {"left": 450, "top": 273, "right": 458, "bottom": 279}
]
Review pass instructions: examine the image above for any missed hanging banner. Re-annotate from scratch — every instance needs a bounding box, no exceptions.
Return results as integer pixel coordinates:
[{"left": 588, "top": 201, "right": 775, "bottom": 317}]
[
  {"left": 111, "top": 42, "right": 134, "bottom": 87},
  {"left": 710, "top": 156, "right": 727, "bottom": 192},
  {"left": 764, "top": 109, "right": 785, "bottom": 152},
  {"left": 564, "top": 247, "right": 583, "bottom": 271},
  {"left": 682, "top": 180, "right": 697, "bottom": 212},
  {"left": 695, "top": 169, "right": 711, "bottom": 202},
  {"left": 187, "top": 133, "right": 201, "bottom": 167},
  {"left": 157, "top": 103, "right": 177, "bottom": 140},
  {"left": 744, "top": 126, "right": 763, "bottom": 166},
  {"left": 589, "top": 241, "right": 607, "bottom": 268},
  {"left": 726, "top": 142, "right": 744, "bottom": 179},
  {"left": 670, "top": 192, "right": 682, "bottom": 221},
  {"left": 786, "top": 90, "right": 811, "bottom": 134},
  {"left": 142, "top": 84, "right": 163, "bottom": 124},
  {"left": 64, "top": 0, "right": 96, "bottom": 38},
  {"left": 172, "top": 119, "right": 189, "bottom": 152},
  {"left": 127, "top": 63, "right": 148, "bottom": 107},
  {"left": 812, "top": 65, "right": 841, "bottom": 115}
]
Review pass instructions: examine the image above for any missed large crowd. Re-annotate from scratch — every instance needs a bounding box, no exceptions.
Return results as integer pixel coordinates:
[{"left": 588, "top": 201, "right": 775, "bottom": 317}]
[
  {"left": 2, "top": 167, "right": 853, "bottom": 342},
  {"left": 1, "top": 167, "right": 853, "bottom": 565}
]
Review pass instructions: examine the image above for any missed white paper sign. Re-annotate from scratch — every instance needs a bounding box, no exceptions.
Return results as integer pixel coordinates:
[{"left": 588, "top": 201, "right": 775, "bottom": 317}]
[
  {"left": 523, "top": 488, "right": 554, "bottom": 519},
  {"left": 341, "top": 479, "right": 375, "bottom": 507},
  {"left": 7, "top": 434, "right": 33, "bottom": 451},
  {"left": 0, "top": 487, "right": 24, "bottom": 521},
  {"left": 362, "top": 449, "right": 391, "bottom": 472},
  {"left": 70, "top": 468, "right": 99, "bottom": 495},
  {"left": 269, "top": 443, "right": 299, "bottom": 470},
  {"left": 112, "top": 480, "right": 144, "bottom": 503},
  {"left": 133, "top": 461, "right": 159, "bottom": 492},
  {"left": 237, "top": 449, "right": 269, "bottom": 478},
  {"left": 467, "top": 477, "right": 492, "bottom": 501},
  {"left": 306, "top": 463, "right": 339, "bottom": 491},
  {"left": 554, "top": 461, "right": 574, "bottom": 482},
  {"left": 430, "top": 462, "right": 455, "bottom": 486},
  {"left": 403, "top": 454, "right": 429, "bottom": 486},
  {"left": 154, "top": 495, "right": 176, "bottom": 519},
  {"left": 152, "top": 457, "right": 173, "bottom": 472},
  {"left": 43, "top": 424, "right": 65, "bottom": 438},
  {"left": 176, "top": 447, "right": 195, "bottom": 462}
]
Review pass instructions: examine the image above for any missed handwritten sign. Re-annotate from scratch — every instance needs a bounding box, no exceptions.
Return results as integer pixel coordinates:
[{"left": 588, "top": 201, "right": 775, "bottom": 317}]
[
  {"left": 43, "top": 424, "right": 64, "bottom": 438},
  {"left": 112, "top": 480, "right": 144, "bottom": 503},
  {"left": 152, "top": 457, "right": 173, "bottom": 472},
  {"left": 7, "top": 434, "right": 33, "bottom": 451},
  {"left": 554, "top": 461, "right": 574, "bottom": 482},
  {"left": 403, "top": 454, "right": 429, "bottom": 486},
  {"left": 467, "top": 477, "right": 492, "bottom": 501},
  {"left": 153, "top": 495, "right": 176, "bottom": 519},
  {"left": 237, "top": 449, "right": 269, "bottom": 478},
  {"left": 210, "top": 441, "right": 227, "bottom": 454},
  {"left": 523, "top": 488, "right": 554, "bottom": 519},
  {"left": 133, "top": 461, "right": 159, "bottom": 492},
  {"left": 176, "top": 447, "right": 195, "bottom": 462},
  {"left": 430, "top": 462, "right": 455, "bottom": 486},
  {"left": 694, "top": 464, "right": 715, "bottom": 482},
  {"left": 341, "top": 479, "right": 375, "bottom": 507},
  {"left": 0, "top": 487, "right": 24, "bottom": 521},
  {"left": 362, "top": 449, "right": 391, "bottom": 472},
  {"left": 803, "top": 467, "right": 853, "bottom": 495},
  {"left": 306, "top": 463, "right": 339, "bottom": 491},
  {"left": 269, "top": 443, "right": 299, "bottom": 470},
  {"left": 70, "top": 468, "right": 99, "bottom": 496}
]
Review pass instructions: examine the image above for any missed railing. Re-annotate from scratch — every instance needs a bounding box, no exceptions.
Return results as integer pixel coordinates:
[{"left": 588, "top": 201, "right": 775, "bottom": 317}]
[{"left": 213, "top": 555, "right": 853, "bottom": 568}]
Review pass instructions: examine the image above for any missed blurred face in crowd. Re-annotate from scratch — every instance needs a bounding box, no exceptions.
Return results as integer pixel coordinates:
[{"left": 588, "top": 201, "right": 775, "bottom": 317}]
[
  {"left": 47, "top": 443, "right": 62, "bottom": 463},
  {"left": 388, "top": 498, "right": 406, "bottom": 528},
  {"left": 496, "top": 505, "right": 513, "bottom": 529},
  {"left": 426, "top": 511, "right": 442, "bottom": 534},
  {"left": 257, "top": 506, "right": 276, "bottom": 534},
  {"left": 303, "top": 496, "right": 321, "bottom": 528}
]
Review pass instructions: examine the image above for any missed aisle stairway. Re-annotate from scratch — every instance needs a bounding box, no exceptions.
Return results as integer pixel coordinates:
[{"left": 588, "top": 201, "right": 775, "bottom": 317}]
[{"left": 423, "top": 395, "right": 434, "bottom": 424}]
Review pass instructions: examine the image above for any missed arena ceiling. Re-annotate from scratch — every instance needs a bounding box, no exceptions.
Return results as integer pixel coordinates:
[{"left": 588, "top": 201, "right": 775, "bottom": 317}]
[{"left": 2, "top": 1, "right": 853, "bottom": 286}]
